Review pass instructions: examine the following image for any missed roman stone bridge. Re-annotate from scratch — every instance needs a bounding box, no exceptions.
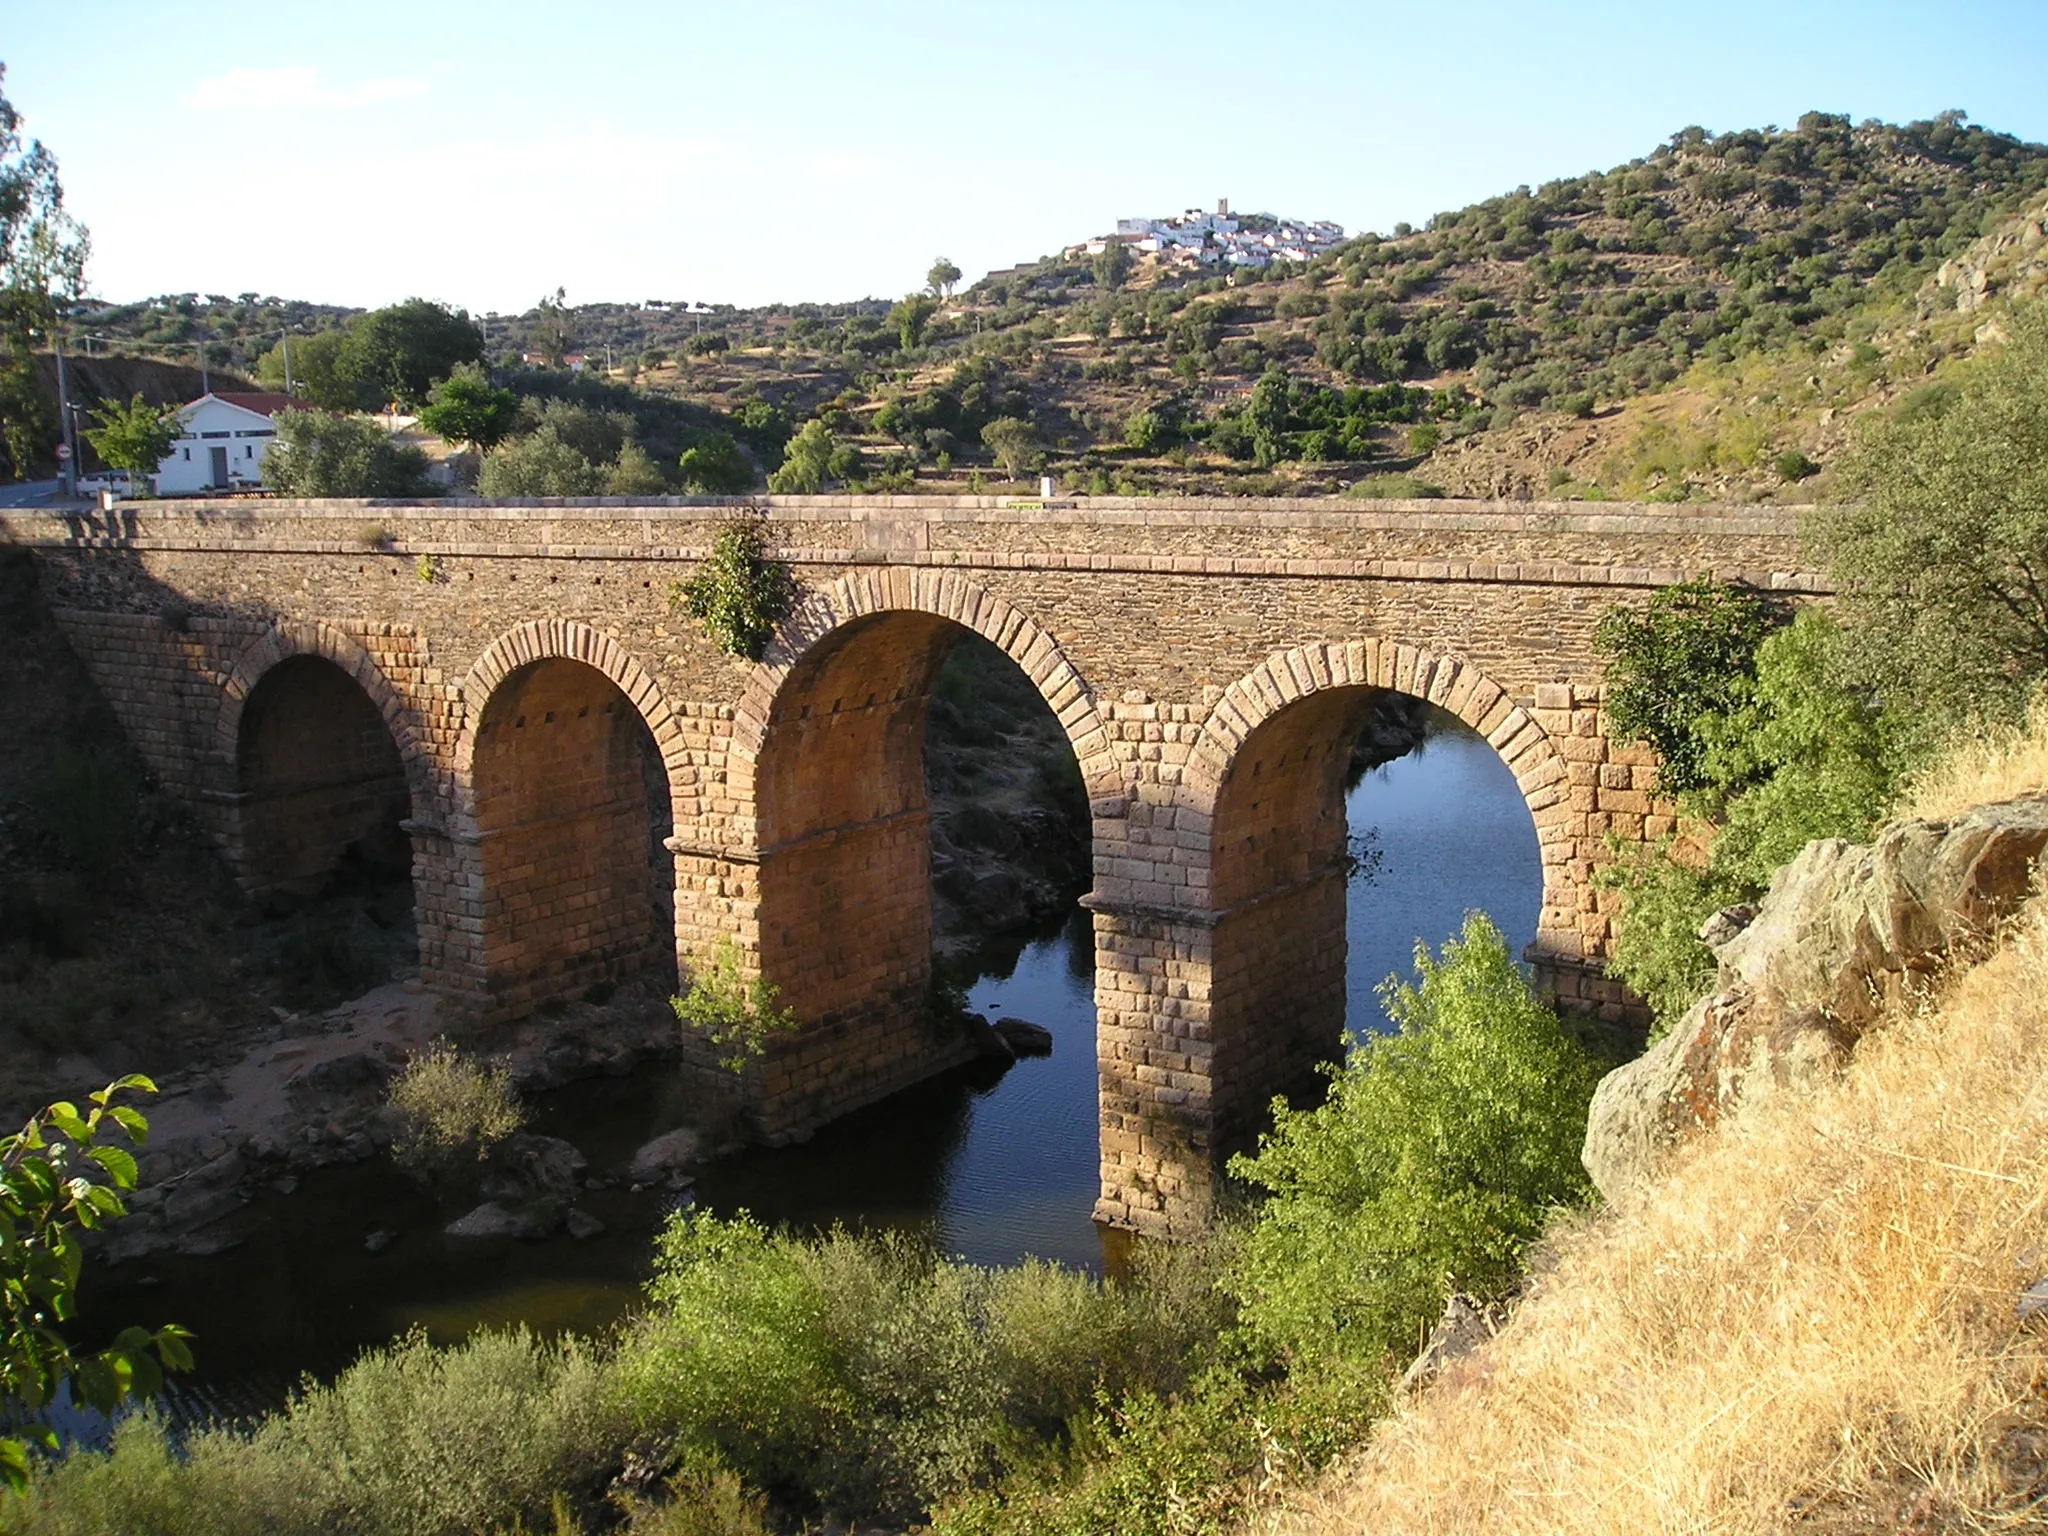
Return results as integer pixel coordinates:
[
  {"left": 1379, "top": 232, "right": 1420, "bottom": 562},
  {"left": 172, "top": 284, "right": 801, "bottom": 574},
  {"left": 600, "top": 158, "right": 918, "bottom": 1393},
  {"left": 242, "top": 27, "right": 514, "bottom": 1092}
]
[{"left": 2, "top": 494, "right": 1823, "bottom": 1236}]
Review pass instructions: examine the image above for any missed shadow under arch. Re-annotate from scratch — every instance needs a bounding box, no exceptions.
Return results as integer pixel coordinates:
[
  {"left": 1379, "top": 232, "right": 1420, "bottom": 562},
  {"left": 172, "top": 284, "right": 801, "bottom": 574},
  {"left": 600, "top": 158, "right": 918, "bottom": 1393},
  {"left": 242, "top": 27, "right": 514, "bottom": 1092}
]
[
  {"left": 455, "top": 620, "right": 686, "bottom": 1019},
  {"left": 1183, "top": 638, "right": 1571, "bottom": 1149},
  {"left": 214, "top": 621, "right": 435, "bottom": 899},
  {"left": 721, "top": 569, "right": 1115, "bottom": 1134}
]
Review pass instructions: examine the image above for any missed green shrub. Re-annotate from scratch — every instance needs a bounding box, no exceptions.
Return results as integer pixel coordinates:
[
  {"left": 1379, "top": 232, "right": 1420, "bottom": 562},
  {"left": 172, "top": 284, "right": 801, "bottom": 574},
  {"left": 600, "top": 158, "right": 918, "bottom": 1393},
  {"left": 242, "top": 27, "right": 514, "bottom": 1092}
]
[
  {"left": 476, "top": 428, "right": 602, "bottom": 497},
  {"left": 1226, "top": 913, "right": 1600, "bottom": 1370},
  {"left": 385, "top": 1042, "right": 523, "bottom": 1178},
  {"left": 670, "top": 936, "right": 799, "bottom": 1070},
  {"left": 264, "top": 411, "right": 433, "bottom": 498},
  {"left": 1774, "top": 447, "right": 1818, "bottom": 481},
  {"left": 6, "top": 1329, "right": 623, "bottom": 1536},
  {"left": 1596, "top": 609, "right": 1899, "bottom": 1032},
  {"left": 1593, "top": 577, "right": 1779, "bottom": 796},
  {"left": 672, "top": 518, "right": 796, "bottom": 661}
]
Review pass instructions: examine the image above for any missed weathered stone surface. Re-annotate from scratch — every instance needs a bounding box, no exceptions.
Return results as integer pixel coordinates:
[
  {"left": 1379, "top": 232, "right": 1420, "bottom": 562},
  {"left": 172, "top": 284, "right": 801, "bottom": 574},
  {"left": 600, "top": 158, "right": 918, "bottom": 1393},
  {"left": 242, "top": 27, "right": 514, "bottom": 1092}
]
[
  {"left": 444, "top": 1202, "right": 530, "bottom": 1239},
  {"left": 993, "top": 1018, "right": 1054, "bottom": 1057},
  {"left": 1585, "top": 797, "right": 2048, "bottom": 1203},
  {"left": 481, "top": 1133, "right": 588, "bottom": 1206},
  {"left": 627, "top": 1127, "right": 702, "bottom": 1184},
  {"left": 1400, "top": 1292, "right": 1504, "bottom": 1394}
]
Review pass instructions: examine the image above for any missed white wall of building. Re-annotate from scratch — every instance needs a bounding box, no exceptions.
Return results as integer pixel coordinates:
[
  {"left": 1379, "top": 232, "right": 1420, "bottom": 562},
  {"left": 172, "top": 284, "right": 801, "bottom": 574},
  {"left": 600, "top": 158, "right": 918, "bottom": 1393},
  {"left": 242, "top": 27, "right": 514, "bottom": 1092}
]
[{"left": 156, "top": 396, "right": 280, "bottom": 494}]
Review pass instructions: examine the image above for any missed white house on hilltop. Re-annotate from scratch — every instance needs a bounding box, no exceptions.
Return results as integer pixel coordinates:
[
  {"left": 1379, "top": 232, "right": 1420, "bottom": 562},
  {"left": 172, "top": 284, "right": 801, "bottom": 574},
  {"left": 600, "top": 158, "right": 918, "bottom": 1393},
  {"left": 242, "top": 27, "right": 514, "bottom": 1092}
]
[{"left": 155, "top": 392, "right": 308, "bottom": 494}]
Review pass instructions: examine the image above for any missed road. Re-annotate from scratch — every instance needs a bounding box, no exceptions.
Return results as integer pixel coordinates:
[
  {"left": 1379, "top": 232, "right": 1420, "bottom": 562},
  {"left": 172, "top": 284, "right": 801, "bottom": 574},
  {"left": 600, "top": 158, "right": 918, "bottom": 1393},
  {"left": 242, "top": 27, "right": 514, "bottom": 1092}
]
[{"left": 0, "top": 479, "right": 67, "bottom": 508}]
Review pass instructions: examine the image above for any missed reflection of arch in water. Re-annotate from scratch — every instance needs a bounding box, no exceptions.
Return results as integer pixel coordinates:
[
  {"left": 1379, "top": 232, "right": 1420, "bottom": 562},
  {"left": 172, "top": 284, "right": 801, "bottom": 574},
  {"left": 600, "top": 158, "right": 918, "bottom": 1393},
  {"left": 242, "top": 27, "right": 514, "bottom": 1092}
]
[
  {"left": 1186, "top": 640, "right": 1568, "bottom": 1146},
  {"left": 458, "top": 622, "right": 681, "bottom": 1017},
  {"left": 216, "top": 622, "right": 429, "bottom": 900},
  {"left": 726, "top": 570, "right": 1111, "bottom": 1131}
]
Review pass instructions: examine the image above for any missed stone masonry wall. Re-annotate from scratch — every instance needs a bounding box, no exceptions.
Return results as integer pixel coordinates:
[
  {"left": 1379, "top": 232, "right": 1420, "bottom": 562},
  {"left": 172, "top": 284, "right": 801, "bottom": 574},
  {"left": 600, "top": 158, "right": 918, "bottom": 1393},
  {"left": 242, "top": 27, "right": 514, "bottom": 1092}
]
[{"left": 3, "top": 495, "right": 1823, "bottom": 1234}]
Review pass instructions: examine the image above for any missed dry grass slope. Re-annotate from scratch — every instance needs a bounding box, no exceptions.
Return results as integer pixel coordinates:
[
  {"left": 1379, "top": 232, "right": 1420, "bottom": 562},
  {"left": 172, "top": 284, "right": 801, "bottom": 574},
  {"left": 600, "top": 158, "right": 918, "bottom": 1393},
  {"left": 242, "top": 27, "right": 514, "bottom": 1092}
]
[{"left": 1272, "top": 902, "right": 2048, "bottom": 1531}]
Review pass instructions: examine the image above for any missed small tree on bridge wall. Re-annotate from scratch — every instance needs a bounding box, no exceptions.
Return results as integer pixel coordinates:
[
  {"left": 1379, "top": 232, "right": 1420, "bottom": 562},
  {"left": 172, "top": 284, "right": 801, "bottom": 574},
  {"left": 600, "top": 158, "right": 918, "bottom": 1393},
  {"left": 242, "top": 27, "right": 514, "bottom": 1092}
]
[{"left": 672, "top": 513, "right": 796, "bottom": 660}]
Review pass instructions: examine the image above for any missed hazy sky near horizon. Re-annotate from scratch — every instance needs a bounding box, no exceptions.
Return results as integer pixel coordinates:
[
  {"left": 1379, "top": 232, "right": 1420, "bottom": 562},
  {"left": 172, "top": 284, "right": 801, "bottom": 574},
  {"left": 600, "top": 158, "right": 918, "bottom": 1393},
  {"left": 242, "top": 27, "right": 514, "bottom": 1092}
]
[{"left": 7, "top": 0, "right": 2048, "bottom": 316}]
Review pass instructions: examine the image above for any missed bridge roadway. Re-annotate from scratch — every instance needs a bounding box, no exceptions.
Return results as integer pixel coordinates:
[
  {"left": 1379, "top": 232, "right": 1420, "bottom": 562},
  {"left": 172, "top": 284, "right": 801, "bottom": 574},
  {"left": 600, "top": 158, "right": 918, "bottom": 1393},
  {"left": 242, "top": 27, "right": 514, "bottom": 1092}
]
[{"left": 3, "top": 494, "right": 1825, "bottom": 1235}]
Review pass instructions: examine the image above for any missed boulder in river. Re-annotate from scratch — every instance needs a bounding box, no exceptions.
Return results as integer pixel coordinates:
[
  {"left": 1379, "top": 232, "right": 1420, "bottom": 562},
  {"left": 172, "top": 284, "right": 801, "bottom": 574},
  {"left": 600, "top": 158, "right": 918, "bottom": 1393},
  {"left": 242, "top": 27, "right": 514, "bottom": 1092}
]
[
  {"left": 445, "top": 1201, "right": 538, "bottom": 1239},
  {"left": 628, "top": 1127, "right": 703, "bottom": 1184},
  {"left": 993, "top": 1018, "right": 1054, "bottom": 1057}
]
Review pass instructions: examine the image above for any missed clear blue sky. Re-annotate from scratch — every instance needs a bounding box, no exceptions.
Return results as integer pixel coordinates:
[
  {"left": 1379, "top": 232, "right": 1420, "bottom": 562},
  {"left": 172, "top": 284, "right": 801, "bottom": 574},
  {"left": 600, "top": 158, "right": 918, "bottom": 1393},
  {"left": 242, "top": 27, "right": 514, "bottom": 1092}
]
[{"left": 7, "top": 0, "right": 2047, "bottom": 315}]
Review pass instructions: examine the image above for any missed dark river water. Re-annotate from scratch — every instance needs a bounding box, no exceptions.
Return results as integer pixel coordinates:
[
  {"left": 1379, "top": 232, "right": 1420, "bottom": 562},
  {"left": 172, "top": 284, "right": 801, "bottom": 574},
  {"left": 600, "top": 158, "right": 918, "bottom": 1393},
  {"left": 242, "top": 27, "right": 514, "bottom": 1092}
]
[{"left": 72, "top": 715, "right": 1541, "bottom": 1431}]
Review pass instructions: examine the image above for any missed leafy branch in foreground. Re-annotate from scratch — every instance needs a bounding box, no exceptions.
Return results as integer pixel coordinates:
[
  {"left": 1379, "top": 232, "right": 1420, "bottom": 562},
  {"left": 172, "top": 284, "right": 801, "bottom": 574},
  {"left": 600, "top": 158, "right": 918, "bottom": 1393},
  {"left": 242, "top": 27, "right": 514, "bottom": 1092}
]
[
  {"left": 2, "top": 1077, "right": 192, "bottom": 1493},
  {"left": 671, "top": 514, "right": 796, "bottom": 660},
  {"left": 672, "top": 936, "right": 800, "bottom": 1072}
]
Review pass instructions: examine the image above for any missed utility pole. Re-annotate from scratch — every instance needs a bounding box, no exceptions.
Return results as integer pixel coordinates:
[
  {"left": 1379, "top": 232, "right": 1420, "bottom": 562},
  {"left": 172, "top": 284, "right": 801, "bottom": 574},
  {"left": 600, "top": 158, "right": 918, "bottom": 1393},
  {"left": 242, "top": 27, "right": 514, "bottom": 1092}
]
[
  {"left": 54, "top": 333, "right": 79, "bottom": 497},
  {"left": 282, "top": 334, "right": 294, "bottom": 396},
  {"left": 197, "top": 338, "right": 209, "bottom": 395}
]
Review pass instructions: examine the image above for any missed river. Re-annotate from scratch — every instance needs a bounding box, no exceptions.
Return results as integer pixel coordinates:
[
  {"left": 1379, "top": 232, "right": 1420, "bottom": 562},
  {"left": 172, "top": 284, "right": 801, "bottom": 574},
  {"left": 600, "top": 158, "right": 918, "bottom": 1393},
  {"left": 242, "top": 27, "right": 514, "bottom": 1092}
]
[{"left": 73, "top": 712, "right": 1541, "bottom": 1428}]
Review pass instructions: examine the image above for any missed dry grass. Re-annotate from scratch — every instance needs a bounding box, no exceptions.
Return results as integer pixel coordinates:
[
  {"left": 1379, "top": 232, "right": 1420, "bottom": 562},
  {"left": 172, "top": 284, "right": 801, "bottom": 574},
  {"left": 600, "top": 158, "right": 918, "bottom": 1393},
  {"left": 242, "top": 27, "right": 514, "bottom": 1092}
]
[
  {"left": 1268, "top": 902, "right": 2048, "bottom": 1534},
  {"left": 1899, "top": 693, "right": 2048, "bottom": 823}
]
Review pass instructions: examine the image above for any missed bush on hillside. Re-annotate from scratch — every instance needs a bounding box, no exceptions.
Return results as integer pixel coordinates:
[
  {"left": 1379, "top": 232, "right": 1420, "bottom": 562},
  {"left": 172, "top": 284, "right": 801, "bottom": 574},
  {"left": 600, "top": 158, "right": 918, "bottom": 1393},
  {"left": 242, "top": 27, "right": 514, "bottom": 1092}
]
[
  {"left": 1598, "top": 609, "right": 1899, "bottom": 1031},
  {"left": 1823, "top": 303, "right": 2048, "bottom": 746}
]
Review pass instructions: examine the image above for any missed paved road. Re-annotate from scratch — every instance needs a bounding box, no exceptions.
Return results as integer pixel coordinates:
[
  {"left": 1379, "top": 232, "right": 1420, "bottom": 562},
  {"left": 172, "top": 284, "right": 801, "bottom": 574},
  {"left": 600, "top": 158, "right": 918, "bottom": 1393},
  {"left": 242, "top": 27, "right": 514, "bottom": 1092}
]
[{"left": 0, "top": 479, "right": 67, "bottom": 508}]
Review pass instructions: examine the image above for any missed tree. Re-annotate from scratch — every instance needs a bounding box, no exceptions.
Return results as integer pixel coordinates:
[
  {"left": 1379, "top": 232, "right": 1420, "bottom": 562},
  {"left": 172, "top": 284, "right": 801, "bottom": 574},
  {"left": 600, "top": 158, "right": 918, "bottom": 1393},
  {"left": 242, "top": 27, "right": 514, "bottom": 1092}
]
[
  {"left": 888, "top": 294, "right": 937, "bottom": 352},
  {"left": 80, "top": 393, "right": 177, "bottom": 487},
  {"left": 1821, "top": 307, "right": 2048, "bottom": 740},
  {"left": 1092, "top": 241, "right": 1133, "bottom": 292},
  {"left": 678, "top": 432, "right": 753, "bottom": 494},
  {"left": 332, "top": 298, "right": 485, "bottom": 410},
  {"left": 264, "top": 409, "right": 433, "bottom": 497},
  {"left": 1228, "top": 915, "right": 1598, "bottom": 1368},
  {"left": 532, "top": 286, "right": 572, "bottom": 367},
  {"left": 0, "top": 67, "right": 89, "bottom": 481},
  {"left": 417, "top": 363, "right": 518, "bottom": 452},
  {"left": 476, "top": 427, "right": 603, "bottom": 496},
  {"left": 605, "top": 440, "right": 667, "bottom": 495},
  {"left": 3, "top": 1077, "right": 192, "bottom": 1492},
  {"left": 254, "top": 327, "right": 349, "bottom": 409},
  {"left": 979, "top": 417, "right": 1042, "bottom": 478},
  {"left": 926, "top": 257, "right": 962, "bottom": 299},
  {"left": 767, "top": 419, "right": 836, "bottom": 493},
  {"left": 1593, "top": 577, "right": 1779, "bottom": 795}
]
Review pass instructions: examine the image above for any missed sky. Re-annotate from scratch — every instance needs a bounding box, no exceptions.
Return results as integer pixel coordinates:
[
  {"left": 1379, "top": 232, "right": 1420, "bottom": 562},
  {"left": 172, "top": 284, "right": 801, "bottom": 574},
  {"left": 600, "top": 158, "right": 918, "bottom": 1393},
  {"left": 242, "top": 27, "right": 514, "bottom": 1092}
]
[{"left": 6, "top": 0, "right": 2048, "bottom": 318}]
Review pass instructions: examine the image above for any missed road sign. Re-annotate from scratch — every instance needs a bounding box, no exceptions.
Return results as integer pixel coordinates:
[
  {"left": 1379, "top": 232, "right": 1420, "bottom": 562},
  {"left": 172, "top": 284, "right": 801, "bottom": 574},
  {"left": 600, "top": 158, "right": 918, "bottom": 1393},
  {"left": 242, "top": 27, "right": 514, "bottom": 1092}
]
[{"left": 54, "top": 444, "right": 71, "bottom": 461}]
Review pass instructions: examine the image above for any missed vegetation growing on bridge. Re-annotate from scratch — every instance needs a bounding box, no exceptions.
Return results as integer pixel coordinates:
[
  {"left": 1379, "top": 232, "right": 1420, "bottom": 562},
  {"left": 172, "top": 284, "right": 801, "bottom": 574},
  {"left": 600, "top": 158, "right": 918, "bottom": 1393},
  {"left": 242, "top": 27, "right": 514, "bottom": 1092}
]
[{"left": 670, "top": 515, "right": 797, "bottom": 660}]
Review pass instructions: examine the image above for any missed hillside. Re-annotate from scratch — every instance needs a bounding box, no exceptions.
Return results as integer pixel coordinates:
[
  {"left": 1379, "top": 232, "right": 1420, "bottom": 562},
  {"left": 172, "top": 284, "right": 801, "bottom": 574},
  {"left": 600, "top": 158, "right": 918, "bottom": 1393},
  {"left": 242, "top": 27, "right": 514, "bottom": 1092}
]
[{"left": 60, "top": 111, "right": 2048, "bottom": 500}]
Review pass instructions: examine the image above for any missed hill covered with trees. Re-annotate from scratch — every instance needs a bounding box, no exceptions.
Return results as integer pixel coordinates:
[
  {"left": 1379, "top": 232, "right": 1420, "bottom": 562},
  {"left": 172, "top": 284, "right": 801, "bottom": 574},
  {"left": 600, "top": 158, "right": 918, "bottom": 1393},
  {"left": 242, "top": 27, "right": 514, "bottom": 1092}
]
[{"left": 65, "top": 111, "right": 2048, "bottom": 503}]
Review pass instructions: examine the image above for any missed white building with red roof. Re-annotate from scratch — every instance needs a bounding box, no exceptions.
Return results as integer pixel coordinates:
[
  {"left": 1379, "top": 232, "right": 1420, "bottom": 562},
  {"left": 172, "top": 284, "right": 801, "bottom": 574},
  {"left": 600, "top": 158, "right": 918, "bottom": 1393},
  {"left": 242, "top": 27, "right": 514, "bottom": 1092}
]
[{"left": 156, "top": 391, "right": 310, "bottom": 494}]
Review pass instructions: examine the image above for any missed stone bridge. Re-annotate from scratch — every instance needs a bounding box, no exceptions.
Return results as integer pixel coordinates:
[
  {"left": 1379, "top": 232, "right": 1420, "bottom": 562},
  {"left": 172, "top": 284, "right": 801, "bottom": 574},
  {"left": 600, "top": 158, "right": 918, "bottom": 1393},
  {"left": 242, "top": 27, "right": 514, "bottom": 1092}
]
[{"left": 2, "top": 494, "right": 1823, "bottom": 1235}]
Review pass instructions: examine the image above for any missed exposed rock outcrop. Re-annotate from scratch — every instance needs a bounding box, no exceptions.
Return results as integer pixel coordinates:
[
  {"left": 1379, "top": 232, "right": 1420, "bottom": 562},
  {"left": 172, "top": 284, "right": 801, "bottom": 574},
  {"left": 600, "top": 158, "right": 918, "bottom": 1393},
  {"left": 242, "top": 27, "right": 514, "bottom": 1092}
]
[{"left": 1583, "top": 796, "right": 2048, "bottom": 1203}]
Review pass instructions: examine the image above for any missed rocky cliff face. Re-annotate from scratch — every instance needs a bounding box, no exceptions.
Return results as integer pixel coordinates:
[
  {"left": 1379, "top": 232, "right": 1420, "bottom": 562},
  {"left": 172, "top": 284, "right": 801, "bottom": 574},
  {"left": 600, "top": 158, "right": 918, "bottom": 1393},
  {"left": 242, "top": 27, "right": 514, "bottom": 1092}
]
[{"left": 1583, "top": 795, "right": 2048, "bottom": 1203}]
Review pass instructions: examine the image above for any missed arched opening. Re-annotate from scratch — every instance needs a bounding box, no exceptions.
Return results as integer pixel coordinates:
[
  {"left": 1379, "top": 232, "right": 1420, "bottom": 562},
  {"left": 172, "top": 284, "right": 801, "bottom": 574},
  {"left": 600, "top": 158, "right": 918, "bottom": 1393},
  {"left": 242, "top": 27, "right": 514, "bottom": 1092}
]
[
  {"left": 471, "top": 657, "right": 675, "bottom": 1018},
  {"left": 1205, "top": 681, "right": 1545, "bottom": 1151},
  {"left": 236, "top": 654, "right": 414, "bottom": 902},
  {"left": 749, "top": 611, "right": 1091, "bottom": 1134}
]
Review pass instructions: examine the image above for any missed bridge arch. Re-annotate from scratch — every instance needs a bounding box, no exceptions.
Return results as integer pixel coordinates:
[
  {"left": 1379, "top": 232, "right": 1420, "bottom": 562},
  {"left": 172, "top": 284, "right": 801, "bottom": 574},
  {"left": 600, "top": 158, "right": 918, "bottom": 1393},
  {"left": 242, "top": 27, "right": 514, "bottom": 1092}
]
[
  {"left": 1181, "top": 639, "right": 1571, "bottom": 1148},
  {"left": 456, "top": 620, "right": 686, "bottom": 1017},
  {"left": 720, "top": 569, "right": 1114, "bottom": 1130},
  {"left": 214, "top": 621, "right": 433, "bottom": 898}
]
